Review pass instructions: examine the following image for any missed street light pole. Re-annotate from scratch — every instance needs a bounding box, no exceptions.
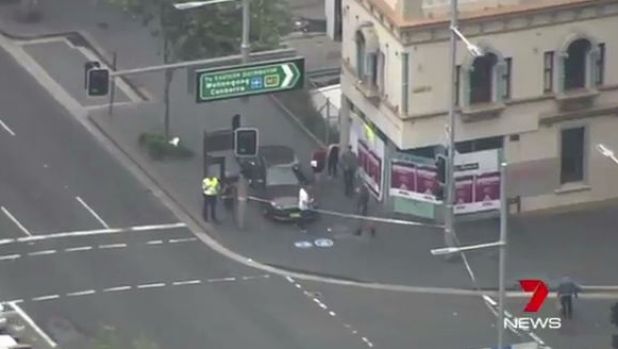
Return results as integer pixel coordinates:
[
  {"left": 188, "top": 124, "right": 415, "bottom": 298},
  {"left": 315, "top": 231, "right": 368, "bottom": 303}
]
[
  {"left": 498, "top": 159, "right": 508, "bottom": 349},
  {"left": 444, "top": 0, "right": 459, "bottom": 251},
  {"left": 236, "top": 0, "right": 251, "bottom": 229}
]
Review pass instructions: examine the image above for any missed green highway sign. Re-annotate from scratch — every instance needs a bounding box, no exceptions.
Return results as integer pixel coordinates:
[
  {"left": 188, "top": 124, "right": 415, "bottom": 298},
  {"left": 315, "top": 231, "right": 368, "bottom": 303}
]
[{"left": 196, "top": 57, "right": 305, "bottom": 103}]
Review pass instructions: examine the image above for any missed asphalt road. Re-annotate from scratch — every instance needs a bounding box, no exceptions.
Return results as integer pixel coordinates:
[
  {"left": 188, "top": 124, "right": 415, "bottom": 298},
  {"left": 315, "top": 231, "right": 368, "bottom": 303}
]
[{"left": 0, "top": 45, "right": 365, "bottom": 349}]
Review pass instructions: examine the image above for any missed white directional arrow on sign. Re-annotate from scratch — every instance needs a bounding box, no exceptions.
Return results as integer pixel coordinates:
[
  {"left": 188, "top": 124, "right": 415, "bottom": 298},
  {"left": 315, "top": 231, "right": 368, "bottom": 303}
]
[{"left": 281, "top": 63, "right": 294, "bottom": 88}]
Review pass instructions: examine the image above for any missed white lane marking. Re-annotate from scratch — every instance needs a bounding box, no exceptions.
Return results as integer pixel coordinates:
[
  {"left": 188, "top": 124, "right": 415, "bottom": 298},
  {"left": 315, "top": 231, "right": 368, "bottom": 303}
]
[
  {"left": 0, "top": 222, "right": 187, "bottom": 246},
  {"left": 0, "top": 254, "right": 21, "bottom": 261},
  {"left": 168, "top": 237, "right": 197, "bottom": 244},
  {"left": 483, "top": 294, "right": 497, "bottom": 306},
  {"left": 362, "top": 337, "right": 374, "bottom": 348},
  {"left": 130, "top": 223, "right": 186, "bottom": 231},
  {"left": 0, "top": 119, "right": 16, "bottom": 136},
  {"left": 9, "top": 301, "right": 57, "bottom": 348},
  {"left": 75, "top": 196, "right": 110, "bottom": 229},
  {"left": 66, "top": 290, "right": 96, "bottom": 297},
  {"left": 207, "top": 277, "right": 237, "bottom": 282},
  {"left": 103, "top": 285, "right": 132, "bottom": 292},
  {"left": 27, "top": 249, "right": 57, "bottom": 256},
  {"left": 137, "top": 283, "right": 166, "bottom": 289},
  {"left": 241, "top": 274, "right": 270, "bottom": 281},
  {"left": 172, "top": 280, "right": 202, "bottom": 286},
  {"left": 32, "top": 294, "right": 60, "bottom": 302},
  {"left": 65, "top": 246, "right": 93, "bottom": 252},
  {"left": 98, "top": 243, "right": 127, "bottom": 249},
  {"left": 1, "top": 206, "right": 31, "bottom": 236},
  {"left": 147, "top": 240, "right": 163, "bottom": 245},
  {"left": 290, "top": 279, "right": 375, "bottom": 348}
]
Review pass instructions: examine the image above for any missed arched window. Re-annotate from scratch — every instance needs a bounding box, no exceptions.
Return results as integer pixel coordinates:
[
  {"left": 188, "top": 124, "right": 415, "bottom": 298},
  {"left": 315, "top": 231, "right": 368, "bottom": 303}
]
[
  {"left": 469, "top": 53, "right": 498, "bottom": 104},
  {"left": 355, "top": 31, "right": 366, "bottom": 78},
  {"left": 564, "top": 39, "right": 591, "bottom": 90}
]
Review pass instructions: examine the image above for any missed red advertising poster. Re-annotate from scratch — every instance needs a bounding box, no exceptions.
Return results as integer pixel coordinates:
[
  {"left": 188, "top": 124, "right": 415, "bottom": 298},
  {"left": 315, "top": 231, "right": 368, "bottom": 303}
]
[
  {"left": 474, "top": 172, "right": 500, "bottom": 202},
  {"left": 358, "top": 142, "right": 382, "bottom": 197},
  {"left": 390, "top": 161, "right": 416, "bottom": 194},
  {"left": 454, "top": 176, "right": 474, "bottom": 205},
  {"left": 416, "top": 165, "right": 438, "bottom": 197}
]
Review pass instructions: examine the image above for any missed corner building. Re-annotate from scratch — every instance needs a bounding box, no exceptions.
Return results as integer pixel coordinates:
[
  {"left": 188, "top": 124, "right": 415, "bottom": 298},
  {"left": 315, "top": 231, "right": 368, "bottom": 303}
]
[{"left": 339, "top": 0, "right": 618, "bottom": 219}]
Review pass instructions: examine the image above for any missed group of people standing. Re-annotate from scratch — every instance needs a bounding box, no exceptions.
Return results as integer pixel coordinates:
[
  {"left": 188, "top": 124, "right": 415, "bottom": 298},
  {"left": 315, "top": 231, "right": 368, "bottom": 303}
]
[{"left": 309, "top": 144, "right": 375, "bottom": 237}]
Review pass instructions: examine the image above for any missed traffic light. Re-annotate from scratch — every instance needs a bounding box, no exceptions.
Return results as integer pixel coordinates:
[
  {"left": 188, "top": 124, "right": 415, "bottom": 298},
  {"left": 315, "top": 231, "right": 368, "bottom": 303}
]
[
  {"left": 234, "top": 128, "right": 258, "bottom": 157},
  {"left": 436, "top": 156, "right": 446, "bottom": 184},
  {"left": 232, "top": 114, "right": 241, "bottom": 131},
  {"left": 87, "top": 68, "right": 110, "bottom": 96}
]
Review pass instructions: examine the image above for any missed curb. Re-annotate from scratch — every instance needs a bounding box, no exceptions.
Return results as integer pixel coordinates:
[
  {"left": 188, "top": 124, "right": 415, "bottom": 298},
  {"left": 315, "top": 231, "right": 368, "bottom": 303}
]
[
  {"left": 88, "top": 115, "right": 223, "bottom": 243},
  {"left": 0, "top": 25, "right": 151, "bottom": 102}
]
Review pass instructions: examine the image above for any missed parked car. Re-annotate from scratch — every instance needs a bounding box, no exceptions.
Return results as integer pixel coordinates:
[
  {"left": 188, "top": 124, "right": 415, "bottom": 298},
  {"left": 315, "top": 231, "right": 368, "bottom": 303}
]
[{"left": 239, "top": 145, "right": 316, "bottom": 222}]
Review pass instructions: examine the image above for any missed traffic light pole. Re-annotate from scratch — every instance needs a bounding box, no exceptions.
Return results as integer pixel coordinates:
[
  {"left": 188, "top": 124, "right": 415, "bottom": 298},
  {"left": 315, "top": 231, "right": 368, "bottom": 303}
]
[
  {"left": 236, "top": 0, "right": 251, "bottom": 230},
  {"left": 444, "top": 0, "right": 458, "bottom": 255}
]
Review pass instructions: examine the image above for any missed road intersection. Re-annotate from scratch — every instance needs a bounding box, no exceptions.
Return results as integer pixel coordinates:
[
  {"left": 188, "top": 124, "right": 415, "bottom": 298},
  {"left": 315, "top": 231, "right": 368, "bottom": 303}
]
[{"left": 0, "top": 0, "right": 616, "bottom": 347}]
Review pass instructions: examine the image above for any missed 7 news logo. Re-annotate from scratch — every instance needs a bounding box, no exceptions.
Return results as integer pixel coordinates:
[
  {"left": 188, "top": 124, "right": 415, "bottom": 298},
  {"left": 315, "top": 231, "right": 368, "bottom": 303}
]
[{"left": 504, "top": 279, "right": 562, "bottom": 330}]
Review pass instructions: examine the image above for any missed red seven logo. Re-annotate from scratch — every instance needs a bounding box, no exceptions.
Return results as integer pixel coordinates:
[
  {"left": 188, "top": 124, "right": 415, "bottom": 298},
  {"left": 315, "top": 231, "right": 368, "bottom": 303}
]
[{"left": 519, "top": 279, "right": 549, "bottom": 313}]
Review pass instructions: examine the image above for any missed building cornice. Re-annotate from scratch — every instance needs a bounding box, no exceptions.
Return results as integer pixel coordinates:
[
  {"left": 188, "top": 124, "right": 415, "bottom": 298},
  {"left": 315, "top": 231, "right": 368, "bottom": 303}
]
[
  {"left": 355, "top": 0, "right": 618, "bottom": 45},
  {"left": 401, "top": 84, "right": 618, "bottom": 121}
]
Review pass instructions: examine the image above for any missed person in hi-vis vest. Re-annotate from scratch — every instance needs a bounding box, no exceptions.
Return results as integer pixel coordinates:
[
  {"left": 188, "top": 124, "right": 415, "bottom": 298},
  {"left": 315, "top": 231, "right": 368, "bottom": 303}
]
[{"left": 202, "top": 176, "right": 220, "bottom": 222}]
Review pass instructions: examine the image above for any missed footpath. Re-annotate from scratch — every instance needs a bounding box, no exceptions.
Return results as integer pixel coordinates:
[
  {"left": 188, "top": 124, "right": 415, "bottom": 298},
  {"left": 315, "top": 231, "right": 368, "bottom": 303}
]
[{"left": 0, "top": 0, "right": 617, "bottom": 291}]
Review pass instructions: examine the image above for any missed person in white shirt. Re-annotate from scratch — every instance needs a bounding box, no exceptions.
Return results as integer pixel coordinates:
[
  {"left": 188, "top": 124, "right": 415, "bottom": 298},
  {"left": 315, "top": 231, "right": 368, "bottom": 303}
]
[{"left": 297, "top": 185, "right": 313, "bottom": 232}]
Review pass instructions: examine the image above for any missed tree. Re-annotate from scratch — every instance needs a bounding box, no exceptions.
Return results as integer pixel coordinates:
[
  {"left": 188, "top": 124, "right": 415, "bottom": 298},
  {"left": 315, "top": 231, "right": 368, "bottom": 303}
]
[{"left": 107, "top": 0, "right": 291, "bottom": 140}]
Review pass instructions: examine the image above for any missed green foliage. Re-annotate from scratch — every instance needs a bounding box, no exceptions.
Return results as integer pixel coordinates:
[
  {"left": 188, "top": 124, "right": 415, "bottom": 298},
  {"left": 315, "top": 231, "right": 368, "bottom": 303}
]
[
  {"left": 138, "top": 132, "right": 194, "bottom": 160},
  {"left": 106, "top": 0, "right": 292, "bottom": 62}
]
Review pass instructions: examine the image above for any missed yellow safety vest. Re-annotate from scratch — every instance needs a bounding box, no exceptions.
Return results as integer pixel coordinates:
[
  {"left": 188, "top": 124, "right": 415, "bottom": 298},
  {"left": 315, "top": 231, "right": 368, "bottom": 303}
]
[{"left": 202, "top": 177, "right": 220, "bottom": 196}]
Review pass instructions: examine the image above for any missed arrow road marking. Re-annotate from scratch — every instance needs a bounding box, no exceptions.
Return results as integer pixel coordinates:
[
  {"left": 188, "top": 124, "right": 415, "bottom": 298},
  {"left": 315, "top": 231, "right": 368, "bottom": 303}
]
[{"left": 281, "top": 64, "right": 294, "bottom": 88}]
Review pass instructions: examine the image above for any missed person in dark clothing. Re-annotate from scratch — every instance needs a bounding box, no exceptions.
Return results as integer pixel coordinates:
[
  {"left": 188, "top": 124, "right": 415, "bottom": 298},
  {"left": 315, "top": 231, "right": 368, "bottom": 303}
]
[
  {"left": 311, "top": 147, "right": 327, "bottom": 183},
  {"left": 354, "top": 184, "right": 375, "bottom": 237},
  {"left": 557, "top": 277, "right": 582, "bottom": 319},
  {"left": 341, "top": 146, "right": 358, "bottom": 197},
  {"left": 327, "top": 144, "right": 340, "bottom": 178}
]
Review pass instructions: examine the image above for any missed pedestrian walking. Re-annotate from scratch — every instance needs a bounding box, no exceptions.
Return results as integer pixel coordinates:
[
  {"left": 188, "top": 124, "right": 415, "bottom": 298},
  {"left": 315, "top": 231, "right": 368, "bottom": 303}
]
[
  {"left": 297, "top": 184, "right": 314, "bottom": 233},
  {"left": 341, "top": 146, "right": 358, "bottom": 197},
  {"left": 327, "top": 144, "right": 340, "bottom": 178},
  {"left": 354, "top": 184, "right": 375, "bottom": 237},
  {"left": 202, "top": 175, "right": 221, "bottom": 223},
  {"left": 311, "top": 147, "right": 327, "bottom": 183},
  {"left": 557, "top": 277, "right": 582, "bottom": 319}
]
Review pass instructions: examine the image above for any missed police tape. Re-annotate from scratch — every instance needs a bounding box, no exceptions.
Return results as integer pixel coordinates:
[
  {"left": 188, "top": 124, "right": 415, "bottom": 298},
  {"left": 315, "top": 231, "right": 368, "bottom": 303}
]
[{"left": 244, "top": 196, "right": 444, "bottom": 229}]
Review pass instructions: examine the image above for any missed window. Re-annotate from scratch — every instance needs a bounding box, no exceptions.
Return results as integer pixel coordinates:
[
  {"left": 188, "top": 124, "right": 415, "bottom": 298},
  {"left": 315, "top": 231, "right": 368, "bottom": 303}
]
[
  {"left": 560, "top": 127, "right": 585, "bottom": 184},
  {"left": 355, "top": 31, "right": 366, "bottom": 77},
  {"left": 469, "top": 53, "right": 497, "bottom": 104},
  {"left": 456, "top": 136, "right": 503, "bottom": 154},
  {"left": 564, "top": 39, "right": 591, "bottom": 90},
  {"left": 401, "top": 52, "right": 410, "bottom": 114},
  {"left": 543, "top": 51, "right": 554, "bottom": 93},
  {"left": 377, "top": 51, "right": 385, "bottom": 94},
  {"left": 596, "top": 43, "right": 605, "bottom": 86},
  {"left": 455, "top": 65, "right": 461, "bottom": 105},
  {"left": 502, "top": 57, "right": 512, "bottom": 100}
]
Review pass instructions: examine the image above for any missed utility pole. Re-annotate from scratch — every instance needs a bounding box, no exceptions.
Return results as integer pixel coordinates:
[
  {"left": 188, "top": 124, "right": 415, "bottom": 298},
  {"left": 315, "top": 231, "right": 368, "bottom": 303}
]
[
  {"left": 444, "top": 0, "right": 458, "bottom": 252},
  {"left": 497, "top": 158, "right": 508, "bottom": 349},
  {"left": 236, "top": 0, "right": 251, "bottom": 230}
]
